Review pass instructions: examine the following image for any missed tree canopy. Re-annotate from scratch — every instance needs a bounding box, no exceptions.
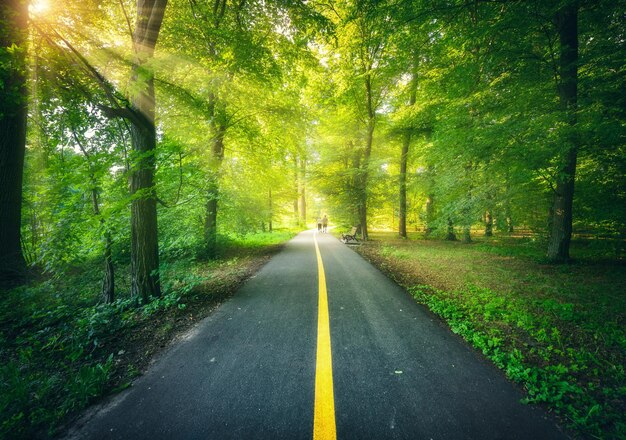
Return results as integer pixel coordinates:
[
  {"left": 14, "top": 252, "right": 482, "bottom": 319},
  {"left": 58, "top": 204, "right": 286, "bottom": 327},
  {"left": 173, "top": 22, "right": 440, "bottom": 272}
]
[{"left": 1, "top": 0, "right": 624, "bottom": 288}]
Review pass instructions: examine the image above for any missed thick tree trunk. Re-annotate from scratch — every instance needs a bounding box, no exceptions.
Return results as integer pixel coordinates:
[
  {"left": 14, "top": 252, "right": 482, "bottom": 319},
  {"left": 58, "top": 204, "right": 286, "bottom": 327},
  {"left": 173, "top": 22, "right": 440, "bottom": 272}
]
[
  {"left": 505, "top": 209, "right": 514, "bottom": 234},
  {"left": 204, "top": 178, "right": 219, "bottom": 256},
  {"left": 484, "top": 210, "right": 493, "bottom": 237},
  {"left": 0, "top": 0, "right": 28, "bottom": 287},
  {"left": 357, "top": 128, "right": 373, "bottom": 241},
  {"left": 504, "top": 178, "right": 513, "bottom": 233},
  {"left": 129, "top": 120, "right": 160, "bottom": 302},
  {"left": 204, "top": 122, "right": 225, "bottom": 259},
  {"left": 129, "top": 0, "right": 168, "bottom": 302},
  {"left": 547, "top": 1, "right": 578, "bottom": 262},
  {"left": 358, "top": 74, "right": 375, "bottom": 241},
  {"left": 547, "top": 148, "right": 577, "bottom": 259},
  {"left": 424, "top": 195, "right": 434, "bottom": 237},
  {"left": 462, "top": 162, "right": 473, "bottom": 243},
  {"left": 358, "top": 199, "right": 368, "bottom": 240},
  {"left": 446, "top": 218, "right": 457, "bottom": 241},
  {"left": 462, "top": 226, "right": 472, "bottom": 243},
  {"left": 349, "top": 147, "right": 362, "bottom": 231}
]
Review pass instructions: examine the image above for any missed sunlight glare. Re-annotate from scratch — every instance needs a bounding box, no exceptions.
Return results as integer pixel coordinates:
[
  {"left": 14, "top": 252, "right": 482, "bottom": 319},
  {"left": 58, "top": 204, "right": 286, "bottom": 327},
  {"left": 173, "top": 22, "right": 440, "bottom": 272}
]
[{"left": 29, "top": 0, "right": 50, "bottom": 16}]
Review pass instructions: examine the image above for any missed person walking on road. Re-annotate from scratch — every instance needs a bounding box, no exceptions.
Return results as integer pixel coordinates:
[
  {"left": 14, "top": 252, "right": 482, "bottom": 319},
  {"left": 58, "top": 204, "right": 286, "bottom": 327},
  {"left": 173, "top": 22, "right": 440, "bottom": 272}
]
[
  {"left": 322, "top": 215, "right": 328, "bottom": 233},
  {"left": 316, "top": 217, "right": 322, "bottom": 231}
]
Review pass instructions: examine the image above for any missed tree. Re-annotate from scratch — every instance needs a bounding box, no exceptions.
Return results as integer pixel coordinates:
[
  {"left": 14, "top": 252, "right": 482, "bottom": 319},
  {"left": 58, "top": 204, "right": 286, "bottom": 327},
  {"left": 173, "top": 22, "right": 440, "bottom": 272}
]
[
  {"left": 546, "top": 0, "right": 579, "bottom": 262},
  {"left": 128, "top": 0, "right": 168, "bottom": 301},
  {"left": 398, "top": 59, "right": 418, "bottom": 239},
  {"left": 317, "top": 0, "right": 394, "bottom": 239},
  {"left": 0, "top": 0, "right": 28, "bottom": 286},
  {"left": 71, "top": 127, "right": 115, "bottom": 303}
]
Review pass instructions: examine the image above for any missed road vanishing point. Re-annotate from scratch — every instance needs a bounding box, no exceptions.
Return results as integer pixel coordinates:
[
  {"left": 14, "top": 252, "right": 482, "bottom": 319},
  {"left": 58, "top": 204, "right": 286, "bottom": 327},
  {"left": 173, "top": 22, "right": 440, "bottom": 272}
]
[{"left": 68, "top": 230, "right": 566, "bottom": 440}]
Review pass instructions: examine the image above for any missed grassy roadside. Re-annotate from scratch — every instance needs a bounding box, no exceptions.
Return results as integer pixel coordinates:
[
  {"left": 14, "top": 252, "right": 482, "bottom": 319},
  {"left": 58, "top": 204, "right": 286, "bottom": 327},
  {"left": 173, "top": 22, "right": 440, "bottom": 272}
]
[
  {"left": 352, "top": 232, "right": 625, "bottom": 440},
  {"left": 0, "top": 231, "right": 296, "bottom": 440}
]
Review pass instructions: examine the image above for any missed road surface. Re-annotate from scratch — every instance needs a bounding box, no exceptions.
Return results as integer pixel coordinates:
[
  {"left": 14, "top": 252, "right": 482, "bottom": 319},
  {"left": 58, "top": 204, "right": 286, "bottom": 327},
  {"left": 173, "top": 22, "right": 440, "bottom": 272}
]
[{"left": 67, "top": 230, "right": 566, "bottom": 440}]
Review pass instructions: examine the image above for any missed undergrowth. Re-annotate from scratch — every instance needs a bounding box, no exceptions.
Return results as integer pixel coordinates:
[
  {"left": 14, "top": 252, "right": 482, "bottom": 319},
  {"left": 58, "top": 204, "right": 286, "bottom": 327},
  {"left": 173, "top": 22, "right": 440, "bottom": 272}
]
[
  {"left": 360, "top": 233, "right": 626, "bottom": 440},
  {"left": 409, "top": 284, "right": 625, "bottom": 438},
  {"left": 0, "top": 272, "right": 206, "bottom": 439},
  {"left": 0, "top": 230, "right": 296, "bottom": 439}
]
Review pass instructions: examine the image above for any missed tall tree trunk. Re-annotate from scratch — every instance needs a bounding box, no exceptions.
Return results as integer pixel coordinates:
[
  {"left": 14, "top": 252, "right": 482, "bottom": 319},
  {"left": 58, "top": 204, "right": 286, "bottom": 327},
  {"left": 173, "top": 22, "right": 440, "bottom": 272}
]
[
  {"left": 350, "top": 146, "right": 362, "bottom": 231},
  {"left": 357, "top": 124, "right": 373, "bottom": 241},
  {"left": 358, "top": 73, "right": 375, "bottom": 241},
  {"left": 462, "top": 225, "right": 472, "bottom": 243},
  {"left": 505, "top": 208, "right": 514, "bottom": 234},
  {"left": 547, "top": 1, "right": 578, "bottom": 262},
  {"left": 357, "top": 195, "right": 368, "bottom": 240},
  {"left": 204, "top": 177, "right": 218, "bottom": 257},
  {"left": 462, "top": 163, "right": 473, "bottom": 243},
  {"left": 398, "top": 130, "right": 410, "bottom": 239},
  {"left": 299, "top": 157, "right": 307, "bottom": 225},
  {"left": 424, "top": 195, "right": 434, "bottom": 237},
  {"left": 91, "top": 189, "right": 115, "bottom": 303},
  {"left": 129, "top": 120, "right": 160, "bottom": 302},
  {"left": 446, "top": 217, "right": 457, "bottom": 241},
  {"left": 75, "top": 128, "right": 115, "bottom": 304},
  {"left": 399, "top": 58, "right": 418, "bottom": 239},
  {"left": 423, "top": 164, "right": 436, "bottom": 237},
  {"left": 484, "top": 210, "right": 493, "bottom": 237},
  {"left": 102, "top": 231, "right": 114, "bottom": 303},
  {"left": 268, "top": 189, "right": 273, "bottom": 233},
  {"left": 204, "top": 120, "right": 225, "bottom": 259},
  {"left": 129, "top": 0, "right": 168, "bottom": 302},
  {"left": 292, "top": 156, "right": 299, "bottom": 224},
  {"left": 0, "top": 0, "right": 28, "bottom": 287},
  {"left": 504, "top": 175, "right": 513, "bottom": 233}
]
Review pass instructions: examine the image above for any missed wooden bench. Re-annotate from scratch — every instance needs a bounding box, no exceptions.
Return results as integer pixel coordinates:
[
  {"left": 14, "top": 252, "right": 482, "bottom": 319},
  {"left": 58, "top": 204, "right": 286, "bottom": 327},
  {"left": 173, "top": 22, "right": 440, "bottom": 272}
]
[{"left": 341, "top": 226, "right": 359, "bottom": 243}]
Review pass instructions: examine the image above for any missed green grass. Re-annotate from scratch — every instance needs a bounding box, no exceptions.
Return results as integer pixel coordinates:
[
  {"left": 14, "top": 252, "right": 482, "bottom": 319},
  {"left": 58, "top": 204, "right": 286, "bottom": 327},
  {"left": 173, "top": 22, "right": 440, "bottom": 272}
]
[
  {"left": 0, "top": 230, "right": 297, "bottom": 440},
  {"left": 224, "top": 229, "right": 299, "bottom": 250},
  {"left": 357, "top": 232, "right": 625, "bottom": 440}
]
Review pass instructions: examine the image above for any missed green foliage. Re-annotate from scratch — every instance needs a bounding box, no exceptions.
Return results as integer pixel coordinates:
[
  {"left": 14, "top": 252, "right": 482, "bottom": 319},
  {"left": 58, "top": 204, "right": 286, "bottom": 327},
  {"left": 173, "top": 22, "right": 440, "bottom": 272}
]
[
  {"left": 225, "top": 230, "right": 298, "bottom": 249},
  {"left": 363, "top": 233, "right": 625, "bottom": 439},
  {"left": 410, "top": 283, "right": 625, "bottom": 437},
  {"left": 0, "top": 231, "right": 294, "bottom": 438}
]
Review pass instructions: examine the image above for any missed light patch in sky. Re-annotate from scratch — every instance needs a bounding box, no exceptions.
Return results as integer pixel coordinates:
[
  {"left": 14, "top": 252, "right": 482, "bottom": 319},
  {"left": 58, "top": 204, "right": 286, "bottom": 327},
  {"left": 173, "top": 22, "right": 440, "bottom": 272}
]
[
  {"left": 29, "top": 0, "right": 50, "bottom": 16},
  {"left": 110, "top": 165, "right": 125, "bottom": 175}
]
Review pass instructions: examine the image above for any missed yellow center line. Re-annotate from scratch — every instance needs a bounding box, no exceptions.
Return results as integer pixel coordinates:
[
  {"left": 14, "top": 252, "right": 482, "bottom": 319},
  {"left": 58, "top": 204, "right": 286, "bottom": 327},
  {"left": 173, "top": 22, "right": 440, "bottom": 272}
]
[{"left": 313, "top": 232, "right": 337, "bottom": 440}]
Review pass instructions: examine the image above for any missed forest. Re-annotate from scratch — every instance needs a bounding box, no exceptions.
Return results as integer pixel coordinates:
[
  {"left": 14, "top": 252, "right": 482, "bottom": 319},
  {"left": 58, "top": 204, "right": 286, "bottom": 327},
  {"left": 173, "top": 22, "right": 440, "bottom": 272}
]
[{"left": 0, "top": 0, "right": 624, "bottom": 439}]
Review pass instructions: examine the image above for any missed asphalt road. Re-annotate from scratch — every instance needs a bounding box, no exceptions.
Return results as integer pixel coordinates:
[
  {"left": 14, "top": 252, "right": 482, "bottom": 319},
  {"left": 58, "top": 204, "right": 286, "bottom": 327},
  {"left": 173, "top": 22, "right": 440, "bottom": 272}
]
[{"left": 67, "top": 230, "right": 567, "bottom": 440}]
